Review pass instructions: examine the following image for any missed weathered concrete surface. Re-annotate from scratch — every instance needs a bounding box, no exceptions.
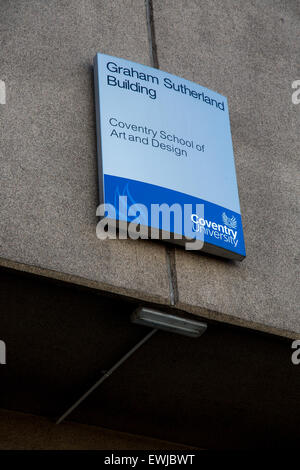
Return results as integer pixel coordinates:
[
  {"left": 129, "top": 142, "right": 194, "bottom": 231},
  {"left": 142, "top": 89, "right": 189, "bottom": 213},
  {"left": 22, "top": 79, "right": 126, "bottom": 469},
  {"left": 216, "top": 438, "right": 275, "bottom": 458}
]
[
  {"left": 0, "top": 1, "right": 170, "bottom": 304},
  {"left": 0, "top": 1, "right": 299, "bottom": 337},
  {"left": 153, "top": 0, "right": 300, "bottom": 336}
]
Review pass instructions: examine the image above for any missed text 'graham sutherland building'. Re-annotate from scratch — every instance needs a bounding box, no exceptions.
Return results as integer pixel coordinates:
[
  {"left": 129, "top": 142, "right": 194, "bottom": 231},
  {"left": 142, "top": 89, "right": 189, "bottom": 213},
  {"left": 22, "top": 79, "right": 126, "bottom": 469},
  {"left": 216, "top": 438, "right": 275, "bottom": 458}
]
[{"left": 0, "top": 0, "right": 299, "bottom": 451}]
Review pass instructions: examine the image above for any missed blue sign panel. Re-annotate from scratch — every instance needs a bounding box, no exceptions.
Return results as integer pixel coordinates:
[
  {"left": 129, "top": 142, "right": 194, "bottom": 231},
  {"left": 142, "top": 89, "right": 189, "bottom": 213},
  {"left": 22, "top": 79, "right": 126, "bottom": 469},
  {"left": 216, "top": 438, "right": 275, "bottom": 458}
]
[{"left": 94, "top": 53, "right": 246, "bottom": 260}]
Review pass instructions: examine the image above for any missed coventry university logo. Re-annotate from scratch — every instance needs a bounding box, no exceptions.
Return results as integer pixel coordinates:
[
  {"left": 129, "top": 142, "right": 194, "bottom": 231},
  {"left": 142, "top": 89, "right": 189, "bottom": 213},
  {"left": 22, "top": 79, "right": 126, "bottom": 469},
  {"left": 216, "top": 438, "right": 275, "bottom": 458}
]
[{"left": 222, "top": 212, "right": 237, "bottom": 229}]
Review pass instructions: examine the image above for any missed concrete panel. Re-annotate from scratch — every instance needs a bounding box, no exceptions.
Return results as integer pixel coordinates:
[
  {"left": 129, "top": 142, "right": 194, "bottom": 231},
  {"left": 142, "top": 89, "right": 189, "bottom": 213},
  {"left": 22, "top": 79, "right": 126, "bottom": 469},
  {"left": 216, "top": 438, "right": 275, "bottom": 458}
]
[
  {"left": 0, "top": 1, "right": 170, "bottom": 304},
  {"left": 153, "top": 0, "right": 300, "bottom": 335}
]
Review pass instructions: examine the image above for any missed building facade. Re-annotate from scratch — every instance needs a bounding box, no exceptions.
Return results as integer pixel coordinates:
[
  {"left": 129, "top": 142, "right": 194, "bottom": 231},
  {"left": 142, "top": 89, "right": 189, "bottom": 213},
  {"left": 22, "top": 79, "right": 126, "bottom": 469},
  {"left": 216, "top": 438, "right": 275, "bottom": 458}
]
[{"left": 0, "top": 0, "right": 299, "bottom": 449}]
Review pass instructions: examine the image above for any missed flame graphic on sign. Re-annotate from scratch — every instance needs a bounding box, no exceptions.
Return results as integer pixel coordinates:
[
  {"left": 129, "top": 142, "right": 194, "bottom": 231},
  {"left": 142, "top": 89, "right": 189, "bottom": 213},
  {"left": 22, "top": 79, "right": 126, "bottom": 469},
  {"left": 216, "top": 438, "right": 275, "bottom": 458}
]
[{"left": 222, "top": 212, "right": 237, "bottom": 229}]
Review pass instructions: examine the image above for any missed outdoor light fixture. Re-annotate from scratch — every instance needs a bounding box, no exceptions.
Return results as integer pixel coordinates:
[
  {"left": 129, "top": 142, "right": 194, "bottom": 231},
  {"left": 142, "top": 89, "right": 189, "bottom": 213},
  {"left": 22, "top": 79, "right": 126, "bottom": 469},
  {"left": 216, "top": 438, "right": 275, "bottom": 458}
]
[{"left": 131, "top": 307, "right": 207, "bottom": 338}]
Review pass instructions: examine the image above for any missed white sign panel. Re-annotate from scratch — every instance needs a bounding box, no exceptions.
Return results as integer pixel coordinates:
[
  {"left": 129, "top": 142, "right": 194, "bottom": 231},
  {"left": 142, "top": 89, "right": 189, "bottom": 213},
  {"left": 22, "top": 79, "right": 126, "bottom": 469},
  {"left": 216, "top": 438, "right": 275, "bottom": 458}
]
[{"left": 94, "top": 53, "right": 245, "bottom": 260}]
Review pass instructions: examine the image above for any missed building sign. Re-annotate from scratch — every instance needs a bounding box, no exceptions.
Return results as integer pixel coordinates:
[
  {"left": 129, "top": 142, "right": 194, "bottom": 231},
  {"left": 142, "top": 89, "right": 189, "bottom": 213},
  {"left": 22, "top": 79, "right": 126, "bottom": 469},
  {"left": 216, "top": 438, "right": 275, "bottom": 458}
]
[{"left": 94, "top": 53, "right": 246, "bottom": 260}]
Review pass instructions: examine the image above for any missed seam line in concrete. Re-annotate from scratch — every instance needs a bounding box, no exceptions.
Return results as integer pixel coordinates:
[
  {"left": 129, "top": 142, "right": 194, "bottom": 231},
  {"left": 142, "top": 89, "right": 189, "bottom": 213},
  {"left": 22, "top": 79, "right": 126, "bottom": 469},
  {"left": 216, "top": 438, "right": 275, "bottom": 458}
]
[
  {"left": 145, "top": 0, "right": 159, "bottom": 68},
  {"left": 145, "top": 0, "right": 179, "bottom": 306},
  {"left": 166, "top": 247, "right": 179, "bottom": 306}
]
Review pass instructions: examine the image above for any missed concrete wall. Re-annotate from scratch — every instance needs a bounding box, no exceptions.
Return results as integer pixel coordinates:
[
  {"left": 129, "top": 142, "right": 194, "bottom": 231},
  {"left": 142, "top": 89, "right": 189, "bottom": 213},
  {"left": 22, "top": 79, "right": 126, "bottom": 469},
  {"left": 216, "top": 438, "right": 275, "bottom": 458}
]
[{"left": 0, "top": 1, "right": 299, "bottom": 337}]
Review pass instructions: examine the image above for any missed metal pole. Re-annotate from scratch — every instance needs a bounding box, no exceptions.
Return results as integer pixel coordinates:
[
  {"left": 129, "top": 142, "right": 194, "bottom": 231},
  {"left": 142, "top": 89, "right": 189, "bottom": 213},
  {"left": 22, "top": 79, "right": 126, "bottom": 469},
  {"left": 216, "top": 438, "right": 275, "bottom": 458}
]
[{"left": 56, "top": 328, "right": 157, "bottom": 424}]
